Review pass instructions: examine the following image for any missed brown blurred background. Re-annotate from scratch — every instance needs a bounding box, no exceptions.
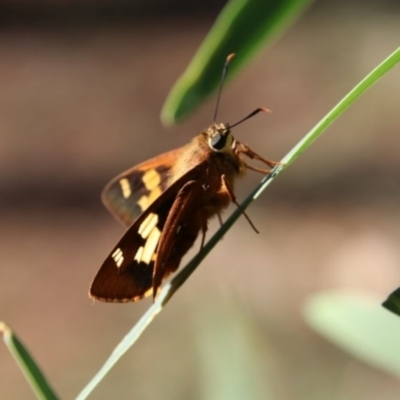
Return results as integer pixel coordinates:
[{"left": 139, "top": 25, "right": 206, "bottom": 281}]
[{"left": 1, "top": 1, "right": 400, "bottom": 399}]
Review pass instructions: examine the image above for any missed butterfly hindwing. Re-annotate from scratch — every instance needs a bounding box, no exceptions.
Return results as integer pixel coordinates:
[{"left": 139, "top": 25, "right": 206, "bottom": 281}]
[{"left": 101, "top": 147, "right": 185, "bottom": 227}]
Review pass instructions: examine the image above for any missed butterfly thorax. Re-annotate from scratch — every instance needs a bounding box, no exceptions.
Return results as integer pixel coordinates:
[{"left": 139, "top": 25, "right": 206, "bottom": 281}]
[{"left": 168, "top": 123, "right": 246, "bottom": 219}]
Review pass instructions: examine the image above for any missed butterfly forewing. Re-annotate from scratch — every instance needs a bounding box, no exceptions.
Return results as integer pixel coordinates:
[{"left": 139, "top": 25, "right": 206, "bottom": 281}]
[
  {"left": 90, "top": 165, "right": 202, "bottom": 302},
  {"left": 90, "top": 198, "right": 174, "bottom": 302},
  {"left": 101, "top": 147, "right": 184, "bottom": 227},
  {"left": 152, "top": 180, "right": 205, "bottom": 295}
]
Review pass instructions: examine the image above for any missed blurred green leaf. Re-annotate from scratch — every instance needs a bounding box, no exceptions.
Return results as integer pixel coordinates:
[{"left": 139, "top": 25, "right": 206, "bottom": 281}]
[
  {"left": 382, "top": 287, "right": 400, "bottom": 316},
  {"left": 196, "top": 303, "right": 275, "bottom": 400},
  {"left": 161, "top": 0, "right": 312, "bottom": 125},
  {"left": 304, "top": 291, "right": 400, "bottom": 378},
  {"left": 0, "top": 322, "right": 59, "bottom": 400}
]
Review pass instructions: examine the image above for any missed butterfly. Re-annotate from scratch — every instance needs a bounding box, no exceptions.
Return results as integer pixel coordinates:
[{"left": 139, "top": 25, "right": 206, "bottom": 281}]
[{"left": 89, "top": 55, "right": 279, "bottom": 303}]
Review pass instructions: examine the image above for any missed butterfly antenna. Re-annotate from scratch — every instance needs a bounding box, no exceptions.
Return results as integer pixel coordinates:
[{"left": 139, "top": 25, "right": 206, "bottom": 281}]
[
  {"left": 213, "top": 53, "right": 236, "bottom": 122},
  {"left": 229, "top": 107, "right": 271, "bottom": 129}
]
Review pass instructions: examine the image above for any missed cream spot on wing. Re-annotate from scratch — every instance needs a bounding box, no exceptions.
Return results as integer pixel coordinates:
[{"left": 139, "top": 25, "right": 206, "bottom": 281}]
[
  {"left": 138, "top": 213, "right": 159, "bottom": 239},
  {"left": 137, "top": 187, "right": 162, "bottom": 212},
  {"left": 143, "top": 287, "right": 154, "bottom": 298},
  {"left": 147, "top": 187, "right": 162, "bottom": 204},
  {"left": 134, "top": 246, "right": 144, "bottom": 263},
  {"left": 137, "top": 195, "right": 149, "bottom": 211},
  {"left": 119, "top": 178, "right": 132, "bottom": 199},
  {"left": 112, "top": 248, "right": 124, "bottom": 267},
  {"left": 141, "top": 227, "right": 161, "bottom": 264},
  {"left": 142, "top": 169, "right": 161, "bottom": 191}
]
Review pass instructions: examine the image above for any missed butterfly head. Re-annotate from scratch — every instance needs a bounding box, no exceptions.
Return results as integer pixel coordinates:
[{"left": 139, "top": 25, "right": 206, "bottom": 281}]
[{"left": 207, "top": 123, "right": 236, "bottom": 155}]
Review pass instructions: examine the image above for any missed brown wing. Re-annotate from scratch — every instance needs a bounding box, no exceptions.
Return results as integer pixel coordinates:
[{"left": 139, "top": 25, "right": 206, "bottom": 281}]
[
  {"left": 152, "top": 180, "right": 205, "bottom": 297},
  {"left": 101, "top": 147, "right": 185, "bottom": 227},
  {"left": 90, "top": 166, "right": 204, "bottom": 302}
]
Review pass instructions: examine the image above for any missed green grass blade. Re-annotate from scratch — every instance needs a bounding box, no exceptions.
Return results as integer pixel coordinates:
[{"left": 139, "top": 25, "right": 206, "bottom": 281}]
[
  {"left": 0, "top": 322, "right": 59, "bottom": 400},
  {"left": 77, "top": 47, "right": 400, "bottom": 400},
  {"left": 161, "top": 0, "right": 312, "bottom": 125},
  {"left": 277, "top": 46, "right": 400, "bottom": 169}
]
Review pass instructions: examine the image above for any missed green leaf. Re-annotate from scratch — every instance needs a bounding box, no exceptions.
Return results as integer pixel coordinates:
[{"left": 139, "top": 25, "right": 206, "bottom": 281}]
[
  {"left": 161, "top": 0, "right": 312, "bottom": 125},
  {"left": 303, "top": 291, "right": 400, "bottom": 378},
  {"left": 0, "top": 322, "right": 59, "bottom": 400}
]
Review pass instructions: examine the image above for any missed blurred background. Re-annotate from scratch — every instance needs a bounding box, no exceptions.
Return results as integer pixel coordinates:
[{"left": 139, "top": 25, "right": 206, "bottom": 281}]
[{"left": 1, "top": 1, "right": 400, "bottom": 399}]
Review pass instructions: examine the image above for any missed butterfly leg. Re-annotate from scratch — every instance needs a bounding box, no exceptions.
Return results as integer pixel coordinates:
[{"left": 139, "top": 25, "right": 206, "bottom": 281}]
[
  {"left": 199, "top": 221, "right": 208, "bottom": 251},
  {"left": 221, "top": 174, "right": 259, "bottom": 234},
  {"left": 237, "top": 143, "right": 283, "bottom": 171},
  {"left": 217, "top": 213, "right": 224, "bottom": 227}
]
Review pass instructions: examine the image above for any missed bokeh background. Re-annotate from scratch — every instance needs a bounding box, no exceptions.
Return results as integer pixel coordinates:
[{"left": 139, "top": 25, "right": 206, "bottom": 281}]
[{"left": 1, "top": 1, "right": 400, "bottom": 399}]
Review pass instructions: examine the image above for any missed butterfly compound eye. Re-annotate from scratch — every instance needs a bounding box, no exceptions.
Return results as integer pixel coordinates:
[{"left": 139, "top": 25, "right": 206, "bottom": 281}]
[{"left": 210, "top": 130, "right": 229, "bottom": 151}]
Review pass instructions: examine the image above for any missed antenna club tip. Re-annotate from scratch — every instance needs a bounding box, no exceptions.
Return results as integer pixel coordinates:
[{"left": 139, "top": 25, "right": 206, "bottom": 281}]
[
  {"left": 226, "top": 53, "right": 236, "bottom": 62},
  {"left": 260, "top": 107, "right": 272, "bottom": 113}
]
